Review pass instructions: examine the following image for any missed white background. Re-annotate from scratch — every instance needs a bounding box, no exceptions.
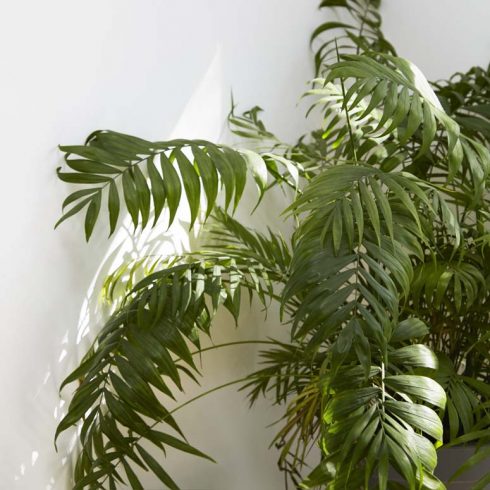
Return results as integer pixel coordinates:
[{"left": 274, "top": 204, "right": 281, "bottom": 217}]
[{"left": 0, "top": 1, "right": 488, "bottom": 489}]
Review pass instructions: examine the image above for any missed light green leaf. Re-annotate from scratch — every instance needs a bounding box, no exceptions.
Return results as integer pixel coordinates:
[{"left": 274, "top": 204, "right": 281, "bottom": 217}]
[{"left": 385, "top": 375, "right": 446, "bottom": 408}]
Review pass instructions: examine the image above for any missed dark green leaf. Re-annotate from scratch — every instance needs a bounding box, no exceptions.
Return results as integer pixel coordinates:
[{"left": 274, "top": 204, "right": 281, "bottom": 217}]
[{"left": 137, "top": 445, "right": 180, "bottom": 490}]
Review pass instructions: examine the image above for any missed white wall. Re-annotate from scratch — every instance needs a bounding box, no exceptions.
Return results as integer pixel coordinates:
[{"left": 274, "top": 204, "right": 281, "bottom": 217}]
[
  {"left": 381, "top": 0, "right": 490, "bottom": 80},
  {"left": 0, "top": 1, "right": 488, "bottom": 489},
  {"left": 0, "top": 1, "right": 319, "bottom": 489}
]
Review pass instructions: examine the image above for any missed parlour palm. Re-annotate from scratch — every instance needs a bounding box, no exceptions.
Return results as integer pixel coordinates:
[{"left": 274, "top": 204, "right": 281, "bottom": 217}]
[{"left": 55, "top": 1, "right": 490, "bottom": 489}]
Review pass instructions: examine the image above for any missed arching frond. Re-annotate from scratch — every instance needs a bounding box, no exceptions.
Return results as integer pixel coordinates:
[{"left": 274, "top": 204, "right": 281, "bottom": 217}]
[
  {"left": 420, "top": 354, "right": 490, "bottom": 443},
  {"left": 56, "top": 130, "right": 300, "bottom": 240},
  {"left": 411, "top": 260, "right": 485, "bottom": 314},
  {"left": 304, "top": 79, "right": 391, "bottom": 163},
  {"left": 321, "top": 54, "right": 490, "bottom": 189},
  {"left": 282, "top": 163, "right": 455, "bottom": 488},
  {"left": 228, "top": 103, "right": 318, "bottom": 188},
  {"left": 56, "top": 256, "right": 279, "bottom": 489},
  {"left": 204, "top": 208, "right": 292, "bottom": 277},
  {"left": 284, "top": 164, "right": 456, "bottom": 347},
  {"left": 240, "top": 340, "right": 324, "bottom": 484},
  {"left": 101, "top": 208, "right": 293, "bottom": 311}
]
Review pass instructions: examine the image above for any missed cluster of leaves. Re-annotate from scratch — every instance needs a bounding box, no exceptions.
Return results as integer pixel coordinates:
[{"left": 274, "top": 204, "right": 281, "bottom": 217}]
[
  {"left": 54, "top": 0, "right": 490, "bottom": 489},
  {"left": 302, "top": 327, "right": 447, "bottom": 490},
  {"left": 280, "top": 163, "right": 451, "bottom": 489},
  {"left": 228, "top": 1, "right": 490, "bottom": 486},
  {"left": 56, "top": 234, "right": 286, "bottom": 489},
  {"left": 434, "top": 63, "right": 490, "bottom": 144}
]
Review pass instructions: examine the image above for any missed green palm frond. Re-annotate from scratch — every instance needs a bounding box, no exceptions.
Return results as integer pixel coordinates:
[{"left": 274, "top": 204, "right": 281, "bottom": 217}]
[
  {"left": 443, "top": 427, "right": 490, "bottom": 490},
  {"left": 417, "top": 354, "right": 490, "bottom": 443},
  {"left": 101, "top": 208, "right": 293, "bottom": 310},
  {"left": 304, "top": 78, "right": 391, "bottom": 163},
  {"left": 56, "top": 255, "right": 278, "bottom": 489},
  {"left": 284, "top": 164, "right": 458, "bottom": 346},
  {"left": 240, "top": 340, "right": 323, "bottom": 484},
  {"left": 228, "top": 104, "right": 317, "bottom": 190},
  {"left": 283, "top": 163, "right": 456, "bottom": 488},
  {"left": 228, "top": 104, "right": 278, "bottom": 144},
  {"left": 321, "top": 54, "right": 490, "bottom": 188},
  {"left": 242, "top": 341, "right": 320, "bottom": 407},
  {"left": 204, "top": 208, "right": 292, "bottom": 277},
  {"left": 410, "top": 260, "right": 485, "bottom": 314},
  {"left": 56, "top": 130, "right": 301, "bottom": 240},
  {"left": 301, "top": 322, "right": 446, "bottom": 490},
  {"left": 229, "top": 102, "right": 332, "bottom": 179},
  {"left": 101, "top": 254, "right": 173, "bottom": 306}
]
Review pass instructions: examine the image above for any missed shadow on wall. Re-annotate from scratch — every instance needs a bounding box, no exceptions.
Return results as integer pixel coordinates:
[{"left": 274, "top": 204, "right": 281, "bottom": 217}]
[
  {"left": 12, "top": 45, "right": 223, "bottom": 488},
  {"left": 6, "top": 0, "right": 490, "bottom": 487},
  {"left": 2, "top": 0, "right": 323, "bottom": 485},
  {"left": 10, "top": 28, "right": 308, "bottom": 486}
]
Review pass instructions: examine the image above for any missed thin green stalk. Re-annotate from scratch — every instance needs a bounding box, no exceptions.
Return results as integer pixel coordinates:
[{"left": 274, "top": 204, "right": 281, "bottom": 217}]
[
  {"left": 335, "top": 39, "right": 358, "bottom": 163},
  {"left": 190, "top": 339, "right": 277, "bottom": 357},
  {"left": 356, "top": 0, "right": 370, "bottom": 55}
]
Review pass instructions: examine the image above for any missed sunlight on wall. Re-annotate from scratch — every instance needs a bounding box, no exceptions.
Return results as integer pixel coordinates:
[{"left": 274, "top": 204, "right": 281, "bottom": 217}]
[
  {"left": 171, "top": 48, "right": 225, "bottom": 140},
  {"left": 13, "top": 0, "right": 490, "bottom": 487},
  {"left": 74, "top": 47, "right": 225, "bottom": 347},
  {"left": 8, "top": 46, "right": 227, "bottom": 490},
  {"left": 49, "top": 47, "right": 228, "bottom": 489}
]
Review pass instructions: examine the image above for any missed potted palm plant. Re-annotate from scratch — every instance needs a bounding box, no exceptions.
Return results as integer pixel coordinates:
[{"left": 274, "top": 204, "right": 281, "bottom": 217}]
[{"left": 54, "top": 0, "right": 489, "bottom": 488}]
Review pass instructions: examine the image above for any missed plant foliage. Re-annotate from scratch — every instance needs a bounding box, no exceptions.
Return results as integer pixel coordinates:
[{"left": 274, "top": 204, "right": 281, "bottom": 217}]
[{"left": 55, "top": 1, "right": 490, "bottom": 488}]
